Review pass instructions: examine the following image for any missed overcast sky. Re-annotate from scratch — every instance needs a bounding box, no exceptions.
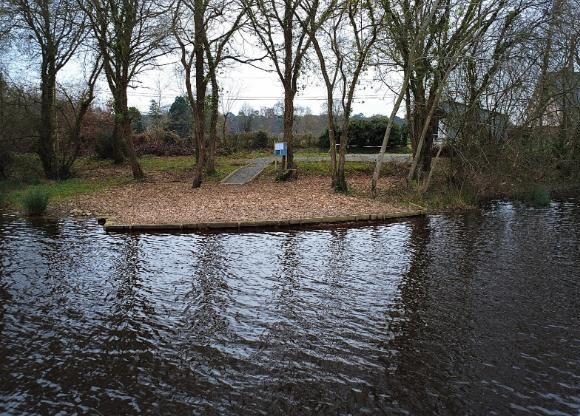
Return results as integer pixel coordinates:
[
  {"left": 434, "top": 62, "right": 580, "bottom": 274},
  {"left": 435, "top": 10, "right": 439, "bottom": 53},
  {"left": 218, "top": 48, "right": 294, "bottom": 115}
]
[
  {"left": 126, "top": 59, "right": 402, "bottom": 117},
  {"left": 3, "top": 47, "right": 403, "bottom": 117}
]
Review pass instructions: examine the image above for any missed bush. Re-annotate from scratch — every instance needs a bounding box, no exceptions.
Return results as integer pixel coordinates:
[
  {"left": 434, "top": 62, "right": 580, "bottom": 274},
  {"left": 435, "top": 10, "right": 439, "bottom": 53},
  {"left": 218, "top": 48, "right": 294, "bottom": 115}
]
[
  {"left": 20, "top": 188, "right": 50, "bottom": 216},
  {"left": 293, "top": 133, "right": 317, "bottom": 148},
  {"left": 0, "top": 146, "right": 12, "bottom": 179},
  {"left": 133, "top": 128, "right": 192, "bottom": 156},
  {"left": 253, "top": 131, "right": 269, "bottom": 149},
  {"left": 521, "top": 185, "right": 551, "bottom": 207},
  {"left": 0, "top": 184, "right": 6, "bottom": 207},
  {"left": 318, "top": 116, "right": 407, "bottom": 150},
  {"left": 223, "top": 131, "right": 273, "bottom": 153},
  {"left": 95, "top": 133, "right": 126, "bottom": 162}
]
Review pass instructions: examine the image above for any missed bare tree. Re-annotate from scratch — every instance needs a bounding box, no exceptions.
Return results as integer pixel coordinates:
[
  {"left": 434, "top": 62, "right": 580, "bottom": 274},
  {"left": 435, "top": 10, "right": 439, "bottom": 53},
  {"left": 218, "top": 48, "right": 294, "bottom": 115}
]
[
  {"left": 526, "top": 0, "right": 580, "bottom": 161},
  {"left": 7, "top": 0, "right": 87, "bottom": 178},
  {"left": 300, "top": 0, "right": 381, "bottom": 192},
  {"left": 219, "top": 84, "right": 240, "bottom": 141},
  {"left": 369, "top": 0, "right": 447, "bottom": 196},
  {"left": 435, "top": 0, "right": 542, "bottom": 189},
  {"left": 56, "top": 55, "right": 102, "bottom": 177},
  {"left": 0, "top": 73, "right": 36, "bottom": 177},
  {"left": 204, "top": 3, "right": 247, "bottom": 174},
  {"left": 80, "top": 0, "right": 170, "bottom": 179},
  {"left": 245, "top": 0, "right": 312, "bottom": 177},
  {"left": 388, "top": 0, "right": 514, "bottom": 183},
  {"left": 172, "top": 0, "right": 246, "bottom": 187}
]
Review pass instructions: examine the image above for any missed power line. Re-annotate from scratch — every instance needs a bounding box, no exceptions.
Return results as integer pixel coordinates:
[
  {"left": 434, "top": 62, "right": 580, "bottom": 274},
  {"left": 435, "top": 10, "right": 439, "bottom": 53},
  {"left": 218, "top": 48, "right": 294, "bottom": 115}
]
[{"left": 127, "top": 93, "right": 389, "bottom": 101}]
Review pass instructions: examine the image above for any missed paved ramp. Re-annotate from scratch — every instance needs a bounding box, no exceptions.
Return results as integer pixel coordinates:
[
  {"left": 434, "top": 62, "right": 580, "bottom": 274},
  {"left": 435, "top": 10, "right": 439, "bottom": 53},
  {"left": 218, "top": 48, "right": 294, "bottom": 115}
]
[{"left": 221, "top": 157, "right": 274, "bottom": 185}]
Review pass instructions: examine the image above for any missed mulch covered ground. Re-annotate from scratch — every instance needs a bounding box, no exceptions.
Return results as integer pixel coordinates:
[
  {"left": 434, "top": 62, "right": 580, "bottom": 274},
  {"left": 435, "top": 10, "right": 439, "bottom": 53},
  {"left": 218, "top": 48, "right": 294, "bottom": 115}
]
[{"left": 56, "top": 172, "right": 414, "bottom": 225}]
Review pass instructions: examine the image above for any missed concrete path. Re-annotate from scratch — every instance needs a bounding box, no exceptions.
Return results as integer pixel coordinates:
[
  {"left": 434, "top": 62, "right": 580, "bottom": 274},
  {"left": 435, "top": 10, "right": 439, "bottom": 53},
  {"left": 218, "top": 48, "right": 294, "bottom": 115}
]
[
  {"left": 221, "top": 153, "right": 411, "bottom": 185},
  {"left": 221, "top": 156, "right": 275, "bottom": 185}
]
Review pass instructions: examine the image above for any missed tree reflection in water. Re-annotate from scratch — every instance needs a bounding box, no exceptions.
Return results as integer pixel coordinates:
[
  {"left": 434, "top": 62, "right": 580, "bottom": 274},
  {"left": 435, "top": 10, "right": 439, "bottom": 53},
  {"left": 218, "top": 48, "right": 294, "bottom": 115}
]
[{"left": 1, "top": 203, "right": 580, "bottom": 415}]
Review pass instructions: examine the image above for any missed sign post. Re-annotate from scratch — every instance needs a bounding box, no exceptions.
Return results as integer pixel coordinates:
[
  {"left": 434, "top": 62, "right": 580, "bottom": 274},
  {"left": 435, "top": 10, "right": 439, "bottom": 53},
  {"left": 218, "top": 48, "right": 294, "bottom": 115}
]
[{"left": 274, "top": 142, "right": 288, "bottom": 171}]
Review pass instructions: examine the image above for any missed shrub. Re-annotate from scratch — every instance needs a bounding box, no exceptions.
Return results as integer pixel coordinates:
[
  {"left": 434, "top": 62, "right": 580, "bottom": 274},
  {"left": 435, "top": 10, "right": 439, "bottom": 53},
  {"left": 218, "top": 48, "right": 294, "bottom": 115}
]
[
  {"left": 253, "top": 130, "right": 269, "bottom": 149},
  {"left": 0, "top": 146, "right": 12, "bottom": 179},
  {"left": 0, "top": 153, "right": 43, "bottom": 183},
  {"left": 223, "top": 131, "right": 272, "bottom": 152},
  {"left": 133, "top": 128, "right": 192, "bottom": 156},
  {"left": 318, "top": 117, "right": 407, "bottom": 150},
  {"left": 238, "top": 132, "right": 256, "bottom": 149},
  {"left": 95, "top": 133, "right": 126, "bottom": 162},
  {"left": 20, "top": 188, "right": 50, "bottom": 216},
  {"left": 293, "top": 133, "right": 317, "bottom": 148},
  {"left": 521, "top": 185, "right": 551, "bottom": 207}
]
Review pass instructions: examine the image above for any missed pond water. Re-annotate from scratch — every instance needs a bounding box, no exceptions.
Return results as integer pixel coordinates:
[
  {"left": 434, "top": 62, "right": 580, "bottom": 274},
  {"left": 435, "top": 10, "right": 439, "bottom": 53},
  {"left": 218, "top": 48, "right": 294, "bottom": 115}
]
[{"left": 1, "top": 201, "right": 579, "bottom": 415}]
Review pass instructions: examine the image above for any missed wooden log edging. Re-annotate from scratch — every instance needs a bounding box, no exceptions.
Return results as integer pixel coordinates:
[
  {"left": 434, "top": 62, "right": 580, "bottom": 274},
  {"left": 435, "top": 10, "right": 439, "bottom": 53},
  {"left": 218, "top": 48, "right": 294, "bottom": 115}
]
[{"left": 103, "top": 210, "right": 426, "bottom": 233}]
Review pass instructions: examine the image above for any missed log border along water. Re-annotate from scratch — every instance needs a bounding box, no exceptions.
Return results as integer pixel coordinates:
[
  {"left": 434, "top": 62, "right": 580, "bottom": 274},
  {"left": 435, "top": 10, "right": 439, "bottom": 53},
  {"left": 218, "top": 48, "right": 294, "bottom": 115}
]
[{"left": 103, "top": 210, "right": 426, "bottom": 233}]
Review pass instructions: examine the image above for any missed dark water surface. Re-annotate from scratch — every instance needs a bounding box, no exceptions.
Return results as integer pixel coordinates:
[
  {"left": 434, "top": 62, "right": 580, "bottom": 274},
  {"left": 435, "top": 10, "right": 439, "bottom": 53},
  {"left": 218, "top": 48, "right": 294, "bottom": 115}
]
[{"left": 1, "top": 201, "right": 579, "bottom": 415}]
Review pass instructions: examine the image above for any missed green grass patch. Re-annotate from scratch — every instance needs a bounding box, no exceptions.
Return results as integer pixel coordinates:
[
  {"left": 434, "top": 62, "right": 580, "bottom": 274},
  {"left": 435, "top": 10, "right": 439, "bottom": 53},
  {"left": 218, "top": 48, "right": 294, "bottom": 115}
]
[
  {"left": 73, "top": 157, "right": 117, "bottom": 172},
  {"left": 299, "top": 160, "right": 372, "bottom": 175},
  {"left": 376, "top": 182, "right": 478, "bottom": 212},
  {"left": 207, "top": 157, "right": 247, "bottom": 181},
  {"left": 295, "top": 160, "right": 399, "bottom": 176},
  {"left": 220, "top": 149, "right": 271, "bottom": 160},
  {"left": 294, "top": 148, "right": 329, "bottom": 157},
  {"left": 259, "top": 160, "right": 404, "bottom": 179},
  {"left": 1, "top": 177, "right": 127, "bottom": 209},
  {"left": 385, "top": 145, "right": 413, "bottom": 154},
  {"left": 139, "top": 155, "right": 196, "bottom": 173},
  {"left": 20, "top": 188, "right": 50, "bottom": 216},
  {"left": 136, "top": 155, "right": 250, "bottom": 181}
]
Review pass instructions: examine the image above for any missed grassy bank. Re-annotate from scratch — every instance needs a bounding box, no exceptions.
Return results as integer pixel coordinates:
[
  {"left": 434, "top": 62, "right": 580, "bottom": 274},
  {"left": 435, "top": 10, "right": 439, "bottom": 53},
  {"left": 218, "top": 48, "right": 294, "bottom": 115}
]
[
  {"left": 1, "top": 150, "right": 575, "bottom": 218},
  {"left": 0, "top": 150, "right": 327, "bottom": 212},
  {"left": 263, "top": 158, "right": 479, "bottom": 212}
]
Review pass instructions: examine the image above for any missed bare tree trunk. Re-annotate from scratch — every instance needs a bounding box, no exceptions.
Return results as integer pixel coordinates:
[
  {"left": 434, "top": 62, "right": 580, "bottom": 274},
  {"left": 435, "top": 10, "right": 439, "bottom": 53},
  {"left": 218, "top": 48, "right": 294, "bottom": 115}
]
[
  {"left": 407, "top": 93, "right": 441, "bottom": 183},
  {"left": 326, "top": 98, "right": 338, "bottom": 188},
  {"left": 191, "top": 0, "right": 206, "bottom": 188},
  {"left": 306, "top": 21, "right": 337, "bottom": 187},
  {"left": 410, "top": 93, "right": 426, "bottom": 157},
  {"left": 531, "top": 0, "right": 563, "bottom": 127},
  {"left": 192, "top": 115, "right": 206, "bottom": 187},
  {"left": 114, "top": 88, "right": 144, "bottom": 179},
  {"left": 371, "top": 74, "right": 410, "bottom": 197},
  {"left": 38, "top": 58, "right": 58, "bottom": 179},
  {"left": 423, "top": 139, "right": 444, "bottom": 192},
  {"left": 335, "top": 128, "right": 348, "bottom": 193},
  {"left": 206, "top": 78, "right": 219, "bottom": 174},
  {"left": 421, "top": 117, "right": 437, "bottom": 175},
  {"left": 59, "top": 58, "right": 101, "bottom": 179},
  {"left": 282, "top": 87, "right": 295, "bottom": 171},
  {"left": 111, "top": 101, "right": 126, "bottom": 165}
]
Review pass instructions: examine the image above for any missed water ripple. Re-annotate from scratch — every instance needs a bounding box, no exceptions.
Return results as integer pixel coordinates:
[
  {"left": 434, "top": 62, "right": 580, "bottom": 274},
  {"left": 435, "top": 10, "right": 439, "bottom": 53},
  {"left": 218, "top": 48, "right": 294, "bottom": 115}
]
[{"left": 1, "top": 201, "right": 579, "bottom": 414}]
